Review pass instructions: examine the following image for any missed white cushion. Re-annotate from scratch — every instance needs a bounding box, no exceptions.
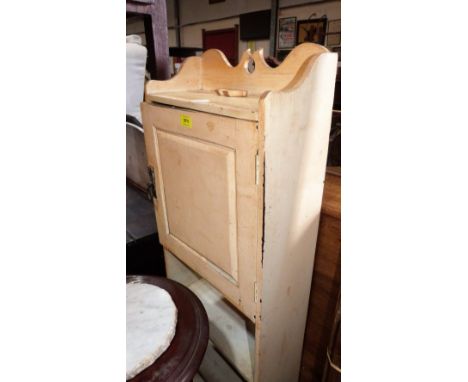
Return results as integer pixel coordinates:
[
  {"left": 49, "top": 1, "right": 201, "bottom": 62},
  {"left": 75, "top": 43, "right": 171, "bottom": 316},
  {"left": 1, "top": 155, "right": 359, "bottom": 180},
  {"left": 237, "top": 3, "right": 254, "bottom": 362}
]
[{"left": 126, "top": 35, "right": 147, "bottom": 122}]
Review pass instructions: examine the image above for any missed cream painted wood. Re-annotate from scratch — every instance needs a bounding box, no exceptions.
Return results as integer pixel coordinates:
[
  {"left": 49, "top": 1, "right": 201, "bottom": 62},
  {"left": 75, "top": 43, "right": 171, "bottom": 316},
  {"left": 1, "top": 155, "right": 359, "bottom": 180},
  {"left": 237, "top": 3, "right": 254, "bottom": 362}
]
[
  {"left": 142, "top": 104, "right": 259, "bottom": 321},
  {"left": 157, "top": 130, "right": 238, "bottom": 279},
  {"left": 141, "top": 43, "right": 337, "bottom": 382},
  {"left": 254, "top": 52, "right": 338, "bottom": 382},
  {"left": 147, "top": 90, "right": 259, "bottom": 121}
]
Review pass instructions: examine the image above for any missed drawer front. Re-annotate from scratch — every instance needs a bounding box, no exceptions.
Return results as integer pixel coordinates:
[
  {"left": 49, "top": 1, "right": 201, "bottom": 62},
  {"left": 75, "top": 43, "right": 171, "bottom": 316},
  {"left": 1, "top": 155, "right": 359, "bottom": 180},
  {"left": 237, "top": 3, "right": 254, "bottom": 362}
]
[{"left": 142, "top": 103, "right": 260, "bottom": 320}]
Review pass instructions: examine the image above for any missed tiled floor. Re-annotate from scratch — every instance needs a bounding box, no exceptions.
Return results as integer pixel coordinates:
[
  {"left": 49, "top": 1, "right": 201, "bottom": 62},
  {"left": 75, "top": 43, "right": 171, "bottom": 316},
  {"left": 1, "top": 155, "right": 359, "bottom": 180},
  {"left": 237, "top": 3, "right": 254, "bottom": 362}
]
[{"left": 126, "top": 184, "right": 157, "bottom": 243}]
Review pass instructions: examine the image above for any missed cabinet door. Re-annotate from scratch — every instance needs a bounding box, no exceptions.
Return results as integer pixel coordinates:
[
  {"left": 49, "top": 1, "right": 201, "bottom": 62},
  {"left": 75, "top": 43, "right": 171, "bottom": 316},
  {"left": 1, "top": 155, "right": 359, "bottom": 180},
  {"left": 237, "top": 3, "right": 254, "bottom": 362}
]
[{"left": 142, "top": 103, "right": 260, "bottom": 320}]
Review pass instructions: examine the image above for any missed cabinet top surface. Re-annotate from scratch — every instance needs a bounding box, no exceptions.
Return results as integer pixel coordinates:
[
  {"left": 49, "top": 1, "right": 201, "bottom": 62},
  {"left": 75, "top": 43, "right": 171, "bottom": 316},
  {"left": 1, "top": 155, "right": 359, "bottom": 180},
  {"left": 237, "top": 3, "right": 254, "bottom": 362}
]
[{"left": 147, "top": 89, "right": 260, "bottom": 121}]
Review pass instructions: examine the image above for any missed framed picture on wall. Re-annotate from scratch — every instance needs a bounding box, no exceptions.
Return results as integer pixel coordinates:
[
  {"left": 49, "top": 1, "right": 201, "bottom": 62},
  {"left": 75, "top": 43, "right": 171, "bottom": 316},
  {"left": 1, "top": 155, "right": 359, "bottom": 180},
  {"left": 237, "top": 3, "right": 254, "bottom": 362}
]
[
  {"left": 296, "top": 18, "right": 327, "bottom": 45},
  {"left": 326, "top": 33, "right": 341, "bottom": 46},
  {"left": 276, "top": 49, "right": 291, "bottom": 62},
  {"left": 327, "top": 19, "right": 341, "bottom": 34},
  {"left": 277, "top": 17, "right": 296, "bottom": 50}
]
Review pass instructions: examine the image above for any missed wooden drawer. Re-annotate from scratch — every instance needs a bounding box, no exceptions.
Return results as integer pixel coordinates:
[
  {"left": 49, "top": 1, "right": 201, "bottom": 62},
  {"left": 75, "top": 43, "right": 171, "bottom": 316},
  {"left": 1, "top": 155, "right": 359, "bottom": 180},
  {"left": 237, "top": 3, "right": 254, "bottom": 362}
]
[{"left": 142, "top": 103, "right": 260, "bottom": 320}]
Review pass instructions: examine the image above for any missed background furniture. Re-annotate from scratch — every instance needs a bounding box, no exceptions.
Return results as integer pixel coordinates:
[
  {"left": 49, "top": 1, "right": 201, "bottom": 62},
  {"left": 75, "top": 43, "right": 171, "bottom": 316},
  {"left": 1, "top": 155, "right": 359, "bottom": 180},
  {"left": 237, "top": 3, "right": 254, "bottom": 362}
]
[
  {"left": 321, "top": 292, "right": 341, "bottom": 382},
  {"left": 126, "top": 0, "right": 170, "bottom": 80},
  {"left": 141, "top": 43, "right": 337, "bottom": 381},
  {"left": 300, "top": 168, "right": 341, "bottom": 381},
  {"left": 127, "top": 275, "right": 209, "bottom": 382},
  {"left": 126, "top": 0, "right": 171, "bottom": 189}
]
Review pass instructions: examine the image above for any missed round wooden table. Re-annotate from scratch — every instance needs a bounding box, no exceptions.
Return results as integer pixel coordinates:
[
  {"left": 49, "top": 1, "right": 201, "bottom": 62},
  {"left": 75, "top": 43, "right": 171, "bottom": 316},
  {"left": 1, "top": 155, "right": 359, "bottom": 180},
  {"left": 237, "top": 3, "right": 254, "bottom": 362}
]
[{"left": 127, "top": 275, "right": 209, "bottom": 382}]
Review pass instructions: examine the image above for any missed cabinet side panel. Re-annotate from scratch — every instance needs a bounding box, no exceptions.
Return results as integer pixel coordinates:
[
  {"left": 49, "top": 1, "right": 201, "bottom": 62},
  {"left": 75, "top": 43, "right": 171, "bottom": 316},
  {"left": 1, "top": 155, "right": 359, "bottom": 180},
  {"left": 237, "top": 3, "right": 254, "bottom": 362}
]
[{"left": 255, "top": 53, "right": 338, "bottom": 382}]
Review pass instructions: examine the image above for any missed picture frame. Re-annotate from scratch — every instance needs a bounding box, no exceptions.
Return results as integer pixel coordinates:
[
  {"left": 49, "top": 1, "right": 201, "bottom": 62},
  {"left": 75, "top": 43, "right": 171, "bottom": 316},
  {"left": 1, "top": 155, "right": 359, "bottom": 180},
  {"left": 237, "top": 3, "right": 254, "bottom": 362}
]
[
  {"left": 276, "top": 49, "right": 291, "bottom": 62},
  {"left": 326, "top": 33, "right": 341, "bottom": 46},
  {"left": 327, "top": 19, "right": 341, "bottom": 34},
  {"left": 277, "top": 17, "right": 296, "bottom": 50},
  {"left": 296, "top": 18, "right": 327, "bottom": 45}
]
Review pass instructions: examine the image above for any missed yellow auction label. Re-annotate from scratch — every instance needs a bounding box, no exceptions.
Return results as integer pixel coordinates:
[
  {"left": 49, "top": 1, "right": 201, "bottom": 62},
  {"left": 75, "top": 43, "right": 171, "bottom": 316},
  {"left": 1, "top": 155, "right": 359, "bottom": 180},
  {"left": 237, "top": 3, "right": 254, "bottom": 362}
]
[{"left": 180, "top": 114, "right": 192, "bottom": 128}]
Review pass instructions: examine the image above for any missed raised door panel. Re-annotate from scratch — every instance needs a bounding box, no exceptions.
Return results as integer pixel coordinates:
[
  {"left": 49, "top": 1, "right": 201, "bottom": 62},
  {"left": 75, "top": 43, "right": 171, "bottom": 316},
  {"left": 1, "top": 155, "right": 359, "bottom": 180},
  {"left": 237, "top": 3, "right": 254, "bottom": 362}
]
[
  {"left": 157, "top": 131, "right": 238, "bottom": 281},
  {"left": 141, "top": 103, "right": 259, "bottom": 320}
]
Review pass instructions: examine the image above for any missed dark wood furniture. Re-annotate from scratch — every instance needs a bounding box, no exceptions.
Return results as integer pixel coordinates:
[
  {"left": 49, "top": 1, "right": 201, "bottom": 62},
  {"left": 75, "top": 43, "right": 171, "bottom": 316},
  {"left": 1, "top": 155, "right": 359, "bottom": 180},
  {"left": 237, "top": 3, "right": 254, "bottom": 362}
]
[
  {"left": 127, "top": 275, "right": 209, "bottom": 382},
  {"left": 126, "top": 0, "right": 170, "bottom": 80},
  {"left": 322, "top": 295, "right": 341, "bottom": 382},
  {"left": 300, "top": 168, "right": 341, "bottom": 382}
]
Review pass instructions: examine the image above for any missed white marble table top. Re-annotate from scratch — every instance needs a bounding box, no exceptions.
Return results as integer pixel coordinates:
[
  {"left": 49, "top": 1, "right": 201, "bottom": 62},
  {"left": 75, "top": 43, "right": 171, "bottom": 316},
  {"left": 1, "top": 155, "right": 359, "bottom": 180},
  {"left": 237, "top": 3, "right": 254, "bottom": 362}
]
[{"left": 126, "top": 282, "right": 178, "bottom": 380}]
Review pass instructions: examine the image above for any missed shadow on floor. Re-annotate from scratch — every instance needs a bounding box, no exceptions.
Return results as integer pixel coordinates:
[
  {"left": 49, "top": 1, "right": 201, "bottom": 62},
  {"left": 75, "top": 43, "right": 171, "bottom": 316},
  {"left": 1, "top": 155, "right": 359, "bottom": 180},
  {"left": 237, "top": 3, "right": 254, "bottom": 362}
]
[
  {"left": 126, "top": 233, "right": 166, "bottom": 277},
  {"left": 126, "top": 183, "right": 165, "bottom": 276}
]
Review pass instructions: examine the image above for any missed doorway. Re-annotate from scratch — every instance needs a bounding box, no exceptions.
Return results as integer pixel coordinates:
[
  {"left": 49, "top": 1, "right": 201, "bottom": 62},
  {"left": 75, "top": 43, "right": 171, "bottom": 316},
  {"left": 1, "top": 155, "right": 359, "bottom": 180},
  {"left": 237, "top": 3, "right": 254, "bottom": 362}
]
[{"left": 202, "top": 26, "right": 239, "bottom": 66}]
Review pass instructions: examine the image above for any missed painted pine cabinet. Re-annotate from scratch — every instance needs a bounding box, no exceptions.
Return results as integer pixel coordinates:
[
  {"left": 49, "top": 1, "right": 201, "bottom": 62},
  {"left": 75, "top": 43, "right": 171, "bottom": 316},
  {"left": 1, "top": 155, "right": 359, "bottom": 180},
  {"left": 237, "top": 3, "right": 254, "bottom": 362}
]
[{"left": 141, "top": 43, "right": 337, "bottom": 382}]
